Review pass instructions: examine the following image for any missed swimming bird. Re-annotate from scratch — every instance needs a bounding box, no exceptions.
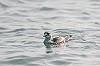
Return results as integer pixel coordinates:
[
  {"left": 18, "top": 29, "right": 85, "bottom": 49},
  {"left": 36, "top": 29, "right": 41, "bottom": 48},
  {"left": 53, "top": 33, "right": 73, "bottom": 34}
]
[{"left": 43, "top": 32, "right": 72, "bottom": 48}]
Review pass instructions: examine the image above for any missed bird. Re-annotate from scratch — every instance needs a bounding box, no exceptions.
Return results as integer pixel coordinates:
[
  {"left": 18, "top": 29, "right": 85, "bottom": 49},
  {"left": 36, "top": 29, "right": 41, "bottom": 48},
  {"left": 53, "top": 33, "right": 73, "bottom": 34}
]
[{"left": 43, "top": 32, "right": 72, "bottom": 48}]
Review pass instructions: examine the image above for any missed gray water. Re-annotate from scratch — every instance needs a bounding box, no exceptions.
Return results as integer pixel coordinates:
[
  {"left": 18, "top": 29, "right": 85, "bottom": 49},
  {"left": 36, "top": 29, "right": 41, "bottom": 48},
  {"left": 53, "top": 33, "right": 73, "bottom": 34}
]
[{"left": 0, "top": 0, "right": 100, "bottom": 66}]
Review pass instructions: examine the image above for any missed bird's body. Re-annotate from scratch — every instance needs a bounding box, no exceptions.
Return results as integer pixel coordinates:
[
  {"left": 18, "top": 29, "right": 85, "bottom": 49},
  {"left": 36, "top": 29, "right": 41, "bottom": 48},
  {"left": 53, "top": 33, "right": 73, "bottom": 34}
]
[{"left": 43, "top": 32, "right": 72, "bottom": 48}]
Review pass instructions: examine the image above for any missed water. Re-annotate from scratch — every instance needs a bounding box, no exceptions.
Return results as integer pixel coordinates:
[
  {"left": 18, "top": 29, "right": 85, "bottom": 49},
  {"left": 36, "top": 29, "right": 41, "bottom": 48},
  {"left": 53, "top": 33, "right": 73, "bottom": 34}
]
[{"left": 0, "top": 0, "right": 100, "bottom": 66}]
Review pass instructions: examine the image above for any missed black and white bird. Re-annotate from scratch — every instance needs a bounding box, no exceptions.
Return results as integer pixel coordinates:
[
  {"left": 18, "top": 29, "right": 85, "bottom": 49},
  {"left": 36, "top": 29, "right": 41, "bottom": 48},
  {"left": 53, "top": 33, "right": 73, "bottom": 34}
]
[{"left": 43, "top": 32, "right": 72, "bottom": 48}]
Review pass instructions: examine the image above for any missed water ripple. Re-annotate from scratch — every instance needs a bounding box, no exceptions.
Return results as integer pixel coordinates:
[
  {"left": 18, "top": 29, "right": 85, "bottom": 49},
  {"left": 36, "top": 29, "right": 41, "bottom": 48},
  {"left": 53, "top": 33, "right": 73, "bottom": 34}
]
[
  {"left": 0, "top": 27, "right": 7, "bottom": 30},
  {"left": 50, "top": 60, "right": 71, "bottom": 65},
  {"left": 90, "top": 0, "right": 100, "bottom": 2},
  {"left": 0, "top": 2, "right": 9, "bottom": 8},
  {"left": 39, "top": 7, "right": 57, "bottom": 11},
  {"left": 10, "top": 0, "right": 24, "bottom": 4},
  {"left": 24, "top": 0, "right": 46, "bottom": 2},
  {"left": 9, "top": 28, "right": 26, "bottom": 33},
  {"left": 9, "top": 12, "right": 28, "bottom": 17}
]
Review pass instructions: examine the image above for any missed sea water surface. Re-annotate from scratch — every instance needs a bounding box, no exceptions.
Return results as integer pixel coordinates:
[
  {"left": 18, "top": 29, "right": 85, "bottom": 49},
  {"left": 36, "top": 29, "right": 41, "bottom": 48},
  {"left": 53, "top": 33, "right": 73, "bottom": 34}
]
[{"left": 0, "top": 0, "right": 100, "bottom": 66}]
